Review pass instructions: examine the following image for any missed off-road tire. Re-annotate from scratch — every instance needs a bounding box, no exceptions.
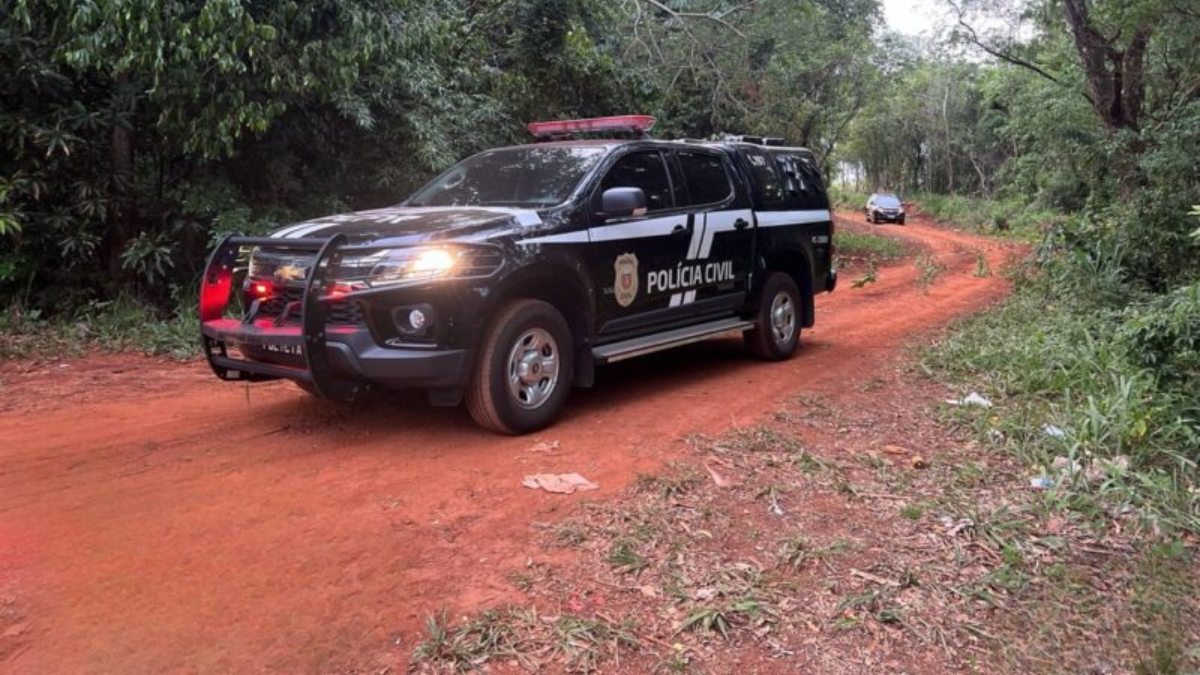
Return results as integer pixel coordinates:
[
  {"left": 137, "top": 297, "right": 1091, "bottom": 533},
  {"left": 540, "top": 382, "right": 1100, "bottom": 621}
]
[
  {"left": 898, "top": 216, "right": 906, "bottom": 225},
  {"left": 745, "top": 272, "right": 802, "bottom": 361},
  {"left": 466, "top": 299, "right": 574, "bottom": 434}
]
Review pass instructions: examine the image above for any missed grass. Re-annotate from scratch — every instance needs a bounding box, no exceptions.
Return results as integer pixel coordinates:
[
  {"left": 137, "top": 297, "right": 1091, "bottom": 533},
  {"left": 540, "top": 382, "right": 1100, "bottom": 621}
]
[
  {"left": 913, "top": 192, "right": 1059, "bottom": 240},
  {"left": 835, "top": 231, "right": 906, "bottom": 261},
  {"left": 1, "top": 295, "right": 198, "bottom": 360},
  {"left": 607, "top": 539, "right": 649, "bottom": 575},
  {"left": 412, "top": 608, "right": 639, "bottom": 672},
  {"left": 899, "top": 502, "right": 925, "bottom": 520},
  {"left": 635, "top": 468, "right": 701, "bottom": 499},
  {"left": 925, "top": 271, "right": 1200, "bottom": 534}
]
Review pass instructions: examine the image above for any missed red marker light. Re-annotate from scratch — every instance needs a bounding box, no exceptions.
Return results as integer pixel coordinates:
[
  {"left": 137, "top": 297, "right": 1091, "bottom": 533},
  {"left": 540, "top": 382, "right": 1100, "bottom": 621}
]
[
  {"left": 527, "top": 115, "right": 656, "bottom": 138},
  {"left": 323, "top": 282, "right": 363, "bottom": 300},
  {"left": 247, "top": 280, "right": 273, "bottom": 298}
]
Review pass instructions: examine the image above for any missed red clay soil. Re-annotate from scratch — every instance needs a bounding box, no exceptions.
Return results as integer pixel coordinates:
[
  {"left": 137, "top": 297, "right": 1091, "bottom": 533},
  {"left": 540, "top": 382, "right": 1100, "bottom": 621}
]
[{"left": 0, "top": 213, "right": 1020, "bottom": 673}]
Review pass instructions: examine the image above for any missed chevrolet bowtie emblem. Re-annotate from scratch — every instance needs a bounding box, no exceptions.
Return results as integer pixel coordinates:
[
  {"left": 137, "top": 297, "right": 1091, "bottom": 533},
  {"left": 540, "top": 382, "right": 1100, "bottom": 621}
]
[{"left": 273, "top": 264, "right": 307, "bottom": 282}]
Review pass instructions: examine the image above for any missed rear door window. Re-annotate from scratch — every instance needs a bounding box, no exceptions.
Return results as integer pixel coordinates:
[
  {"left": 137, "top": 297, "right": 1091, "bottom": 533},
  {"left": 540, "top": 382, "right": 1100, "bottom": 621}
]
[{"left": 675, "top": 150, "right": 733, "bottom": 206}]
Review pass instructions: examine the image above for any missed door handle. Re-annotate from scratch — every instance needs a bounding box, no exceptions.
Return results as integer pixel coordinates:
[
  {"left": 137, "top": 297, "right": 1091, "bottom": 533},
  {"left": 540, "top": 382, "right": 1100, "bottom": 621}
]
[
  {"left": 671, "top": 224, "right": 689, "bottom": 235},
  {"left": 734, "top": 218, "right": 750, "bottom": 230}
]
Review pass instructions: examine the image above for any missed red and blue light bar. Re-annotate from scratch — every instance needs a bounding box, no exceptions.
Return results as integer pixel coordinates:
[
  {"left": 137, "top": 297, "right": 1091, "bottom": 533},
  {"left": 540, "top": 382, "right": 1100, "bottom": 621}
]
[{"left": 527, "top": 115, "right": 656, "bottom": 139}]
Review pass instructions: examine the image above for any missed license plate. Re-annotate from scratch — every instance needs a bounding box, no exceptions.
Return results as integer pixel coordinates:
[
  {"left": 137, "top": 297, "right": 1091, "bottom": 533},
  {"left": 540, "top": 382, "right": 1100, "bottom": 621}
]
[{"left": 261, "top": 342, "right": 303, "bottom": 357}]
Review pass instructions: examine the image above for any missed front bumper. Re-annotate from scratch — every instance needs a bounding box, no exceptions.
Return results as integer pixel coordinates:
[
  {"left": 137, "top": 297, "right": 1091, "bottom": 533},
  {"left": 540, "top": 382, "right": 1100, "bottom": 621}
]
[
  {"left": 199, "top": 233, "right": 475, "bottom": 402},
  {"left": 872, "top": 210, "right": 904, "bottom": 222},
  {"left": 201, "top": 319, "right": 470, "bottom": 389}
]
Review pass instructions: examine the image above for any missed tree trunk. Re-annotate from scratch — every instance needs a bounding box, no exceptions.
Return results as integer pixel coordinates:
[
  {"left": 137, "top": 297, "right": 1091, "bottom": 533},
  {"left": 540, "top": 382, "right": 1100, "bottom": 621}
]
[
  {"left": 108, "top": 80, "right": 136, "bottom": 277},
  {"left": 1062, "top": 0, "right": 1152, "bottom": 133}
]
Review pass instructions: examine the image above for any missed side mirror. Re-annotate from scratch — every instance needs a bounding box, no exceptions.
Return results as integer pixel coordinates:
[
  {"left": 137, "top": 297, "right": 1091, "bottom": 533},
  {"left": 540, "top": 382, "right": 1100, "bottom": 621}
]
[{"left": 600, "top": 187, "right": 647, "bottom": 219}]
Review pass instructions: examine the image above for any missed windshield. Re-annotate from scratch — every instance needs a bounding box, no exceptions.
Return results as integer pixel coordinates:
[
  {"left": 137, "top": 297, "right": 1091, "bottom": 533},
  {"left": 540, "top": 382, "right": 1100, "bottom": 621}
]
[
  {"left": 407, "top": 146, "right": 607, "bottom": 208},
  {"left": 874, "top": 194, "right": 901, "bottom": 208}
]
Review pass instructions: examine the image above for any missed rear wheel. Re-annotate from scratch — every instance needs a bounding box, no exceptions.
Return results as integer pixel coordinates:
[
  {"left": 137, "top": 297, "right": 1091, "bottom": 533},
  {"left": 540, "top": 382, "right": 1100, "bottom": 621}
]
[
  {"left": 466, "top": 299, "right": 574, "bottom": 434},
  {"left": 745, "top": 272, "right": 802, "bottom": 360}
]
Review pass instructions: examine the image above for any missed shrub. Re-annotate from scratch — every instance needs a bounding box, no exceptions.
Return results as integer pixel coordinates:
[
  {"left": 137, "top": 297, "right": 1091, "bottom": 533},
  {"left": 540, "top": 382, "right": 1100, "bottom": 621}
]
[
  {"left": 1119, "top": 283, "right": 1200, "bottom": 385},
  {"left": 928, "top": 258, "right": 1200, "bottom": 533}
]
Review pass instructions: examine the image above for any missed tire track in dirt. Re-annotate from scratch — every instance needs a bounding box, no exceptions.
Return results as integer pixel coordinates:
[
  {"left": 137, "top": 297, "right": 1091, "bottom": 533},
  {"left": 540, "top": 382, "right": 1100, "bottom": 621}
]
[{"left": 0, "top": 214, "right": 1020, "bottom": 673}]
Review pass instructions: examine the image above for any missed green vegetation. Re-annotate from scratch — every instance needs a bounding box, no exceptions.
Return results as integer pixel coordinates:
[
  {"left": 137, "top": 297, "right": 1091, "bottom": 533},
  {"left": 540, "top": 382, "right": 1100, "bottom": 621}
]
[
  {"left": 1, "top": 295, "right": 196, "bottom": 359},
  {"left": 928, "top": 267, "right": 1200, "bottom": 533},
  {"left": 913, "top": 193, "right": 1058, "bottom": 239},
  {"left": 412, "top": 608, "right": 638, "bottom": 672},
  {"left": 834, "top": 231, "right": 906, "bottom": 261},
  {"left": 827, "top": 0, "right": 1200, "bottom": 537}
]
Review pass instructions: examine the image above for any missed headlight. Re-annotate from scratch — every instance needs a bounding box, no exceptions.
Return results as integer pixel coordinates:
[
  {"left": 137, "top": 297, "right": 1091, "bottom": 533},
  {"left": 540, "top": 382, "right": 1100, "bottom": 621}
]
[
  {"left": 338, "top": 245, "right": 502, "bottom": 288},
  {"left": 369, "top": 247, "right": 458, "bottom": 286}
]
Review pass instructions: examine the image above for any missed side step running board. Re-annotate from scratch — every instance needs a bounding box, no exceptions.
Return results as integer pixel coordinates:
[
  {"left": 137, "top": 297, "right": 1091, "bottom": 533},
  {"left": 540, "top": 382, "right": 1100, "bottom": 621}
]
[{"left": 593, "top": 318, "right": 754, "bottom": 364}]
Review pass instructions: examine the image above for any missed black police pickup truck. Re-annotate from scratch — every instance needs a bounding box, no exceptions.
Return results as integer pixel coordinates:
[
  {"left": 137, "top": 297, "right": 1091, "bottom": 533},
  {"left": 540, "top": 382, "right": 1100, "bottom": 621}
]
[{"left": 200, "top": 116, "right": 837, "bottom": 433}]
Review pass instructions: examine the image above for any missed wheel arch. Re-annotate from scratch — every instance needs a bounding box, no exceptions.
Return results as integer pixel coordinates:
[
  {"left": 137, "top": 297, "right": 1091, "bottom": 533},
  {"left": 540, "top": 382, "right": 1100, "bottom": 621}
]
[
  {"left": 486, "top": 262, "right": 597, "bottom": 386},
  {"left": 760, "top": 246, "right": 815, "bottom": 328}
]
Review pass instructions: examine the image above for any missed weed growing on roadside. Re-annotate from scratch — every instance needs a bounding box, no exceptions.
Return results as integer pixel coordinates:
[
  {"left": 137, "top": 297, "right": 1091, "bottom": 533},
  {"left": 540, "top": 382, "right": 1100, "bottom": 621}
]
[
  {"left": 973, "top": 251, "right": 992, "bottom": 277},
  {"left": 899, "top": 503, "right": 925, "bottom": 520},
  {"left": 635, "top": 469, "right": 701, "bottom": 499},
  {"left": 607, "top": 539, "right": 649, "bottom": 575},
  {"left": 851, "top": 259, "right": 878, "bottom": 288},
  {"left": 915, "top": 254, "right": 945, "bottom": 291},
  {"left": 412, "top": 608, "right": 639, "bottom": 672}
]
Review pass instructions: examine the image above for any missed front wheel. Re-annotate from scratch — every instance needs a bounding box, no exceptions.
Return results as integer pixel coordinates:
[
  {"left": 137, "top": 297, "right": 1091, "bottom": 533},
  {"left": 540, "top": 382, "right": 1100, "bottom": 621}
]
[
  {"left": 745, "top": 272, "right": 802, "bottom": 360},
  {"left": 466, "top": 299, "right": 574, "bottom": 434}
]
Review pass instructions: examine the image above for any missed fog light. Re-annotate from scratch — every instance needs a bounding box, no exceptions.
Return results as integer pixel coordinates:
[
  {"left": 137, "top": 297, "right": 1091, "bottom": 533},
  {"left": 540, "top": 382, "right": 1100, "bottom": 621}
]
[
  {"left": 408, "top": 308, "right": 427, "bottom": 331},
  {"left": 392, "top": 303, "right": 436, "bottom": 340}
]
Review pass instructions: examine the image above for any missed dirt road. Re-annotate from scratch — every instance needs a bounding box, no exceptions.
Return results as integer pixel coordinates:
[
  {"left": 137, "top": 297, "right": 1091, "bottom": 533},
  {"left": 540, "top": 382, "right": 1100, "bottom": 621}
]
[{"left": 0, "top": 214, "right": 1018, "bottom": 673}]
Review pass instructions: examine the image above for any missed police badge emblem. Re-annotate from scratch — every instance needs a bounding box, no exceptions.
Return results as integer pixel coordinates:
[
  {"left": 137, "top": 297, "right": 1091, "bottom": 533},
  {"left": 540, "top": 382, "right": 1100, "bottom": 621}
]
[{"left": 613, "top": 253, "right": 639, "bottom": 307}]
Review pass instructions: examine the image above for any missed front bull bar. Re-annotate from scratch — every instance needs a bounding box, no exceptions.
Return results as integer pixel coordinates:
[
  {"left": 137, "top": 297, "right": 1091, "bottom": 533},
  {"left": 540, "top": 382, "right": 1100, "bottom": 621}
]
[{"left": 199, "top": 232, "right": 371, "bottom": 403}]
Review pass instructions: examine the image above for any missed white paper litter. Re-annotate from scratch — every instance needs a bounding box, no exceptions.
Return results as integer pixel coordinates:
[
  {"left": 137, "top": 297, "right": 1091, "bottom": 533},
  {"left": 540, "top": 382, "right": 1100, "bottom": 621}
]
[
  {"left": 521, "top": 473, "right": 599, "bottom": 494},
  {"left": 944, "top": 391, "right": 993, "bottom": 408}
]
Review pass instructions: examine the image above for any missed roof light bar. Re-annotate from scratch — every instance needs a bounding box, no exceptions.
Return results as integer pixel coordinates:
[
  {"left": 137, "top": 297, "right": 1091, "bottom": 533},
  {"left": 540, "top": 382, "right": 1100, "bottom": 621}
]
[{"left": 527, "top": 115, "right": 657, "bottom": 139}]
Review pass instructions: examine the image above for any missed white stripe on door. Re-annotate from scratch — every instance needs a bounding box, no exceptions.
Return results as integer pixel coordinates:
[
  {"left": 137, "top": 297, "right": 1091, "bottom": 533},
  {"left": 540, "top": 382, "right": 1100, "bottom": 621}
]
[{"left": 754, "top": 209, "right": 831, "bottom": 227}]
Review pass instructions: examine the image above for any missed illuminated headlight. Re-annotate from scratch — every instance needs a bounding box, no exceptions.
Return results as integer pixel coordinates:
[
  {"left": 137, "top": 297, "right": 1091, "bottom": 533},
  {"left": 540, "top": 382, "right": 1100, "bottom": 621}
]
[
  {"left": 367, "top": 247, "right": 458, "bottom": 286},
  {"left": 335, "top": 245, "right": 502, "bottom": 288}
]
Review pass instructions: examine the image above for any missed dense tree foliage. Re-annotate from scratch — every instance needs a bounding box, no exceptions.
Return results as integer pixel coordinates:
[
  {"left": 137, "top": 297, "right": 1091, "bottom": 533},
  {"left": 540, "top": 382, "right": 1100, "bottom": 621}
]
[
  {"left": 0, "top": 0, "right": 654, "bottom": 307},
  {"left": 843, "top": 0, "right": 1199, "bottom": 288},
  {"left": 1, "top": 0, "right": 1197, "bottom": 309}
]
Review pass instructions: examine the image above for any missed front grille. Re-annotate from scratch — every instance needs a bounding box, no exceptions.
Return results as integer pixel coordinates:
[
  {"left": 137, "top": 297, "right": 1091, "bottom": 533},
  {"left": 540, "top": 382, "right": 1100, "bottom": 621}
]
[
  {"left": 248, "top": 249, "right": 363, "bottom": 326},
  {"left": 250, "top": 284, "right": 365, "bottom": 326},
  {"left": 248, "top": 252, "right": 312, "bottom": 282}
]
